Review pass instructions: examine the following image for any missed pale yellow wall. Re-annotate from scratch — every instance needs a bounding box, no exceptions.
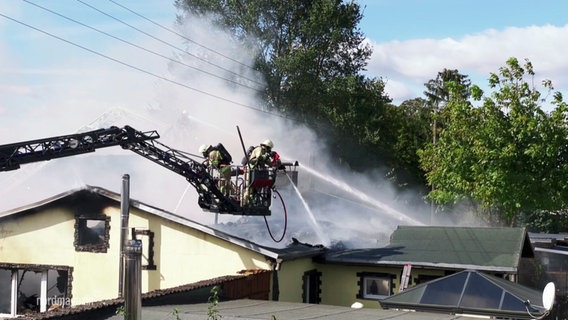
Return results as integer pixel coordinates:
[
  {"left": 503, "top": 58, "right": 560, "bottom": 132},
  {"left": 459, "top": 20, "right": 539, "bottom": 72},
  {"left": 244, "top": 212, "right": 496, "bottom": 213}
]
[
  {"left": 0, "top": 199, "right": 454, "bottom": 310},
  {"left": 0, "top": 206, "right": 122, "bottom": 304},
  {"left": 276, "top": 258, "right": 318, "bottom": 303},
  {"left": 0, "top": 203, "right": 273, "bottom": 306},
  {"left": 318, "top": 264, "right": 397, "bottom": 308},
  {"left": 137, "top": 211, "right": 273, "bottom": 289},
  {"left": 319, "top": 264, "right": 365, "bottom": 307},
  {"left": 0, "top": 208, "right": 77, "bottom": 265},
  {"left": 317, "top": 264, "right": 447, "bottom": 309}
]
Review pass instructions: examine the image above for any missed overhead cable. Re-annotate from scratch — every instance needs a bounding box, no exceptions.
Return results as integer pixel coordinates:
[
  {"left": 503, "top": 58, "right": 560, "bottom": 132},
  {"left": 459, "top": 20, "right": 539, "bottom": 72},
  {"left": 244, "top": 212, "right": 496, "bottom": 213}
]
[
  {"left": 107, "top": 0, "right": 256, "bottom": 70},
  {"left": 23, "top": 0, "right": 263, "bottom": 93},
  {"left": 78, "top": 0, "right": 265, "bottom": 88},
  {"left": 0, "top": 11, "right": 276, "bottom": 117}
]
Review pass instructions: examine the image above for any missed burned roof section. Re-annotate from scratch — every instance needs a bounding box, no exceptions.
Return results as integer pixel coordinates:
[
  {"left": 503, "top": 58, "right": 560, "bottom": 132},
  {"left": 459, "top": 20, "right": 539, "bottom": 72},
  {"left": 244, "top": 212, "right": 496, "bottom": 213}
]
[{"left": 322, "top": 226, "right": 534, "bottom": 272}]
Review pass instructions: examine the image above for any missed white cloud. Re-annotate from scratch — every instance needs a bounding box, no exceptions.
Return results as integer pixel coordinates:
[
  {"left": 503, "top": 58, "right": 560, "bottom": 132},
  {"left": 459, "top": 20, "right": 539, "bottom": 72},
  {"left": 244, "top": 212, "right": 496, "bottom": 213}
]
[{"left": 367, "top": 24, "right": 568, "bottom": 104}]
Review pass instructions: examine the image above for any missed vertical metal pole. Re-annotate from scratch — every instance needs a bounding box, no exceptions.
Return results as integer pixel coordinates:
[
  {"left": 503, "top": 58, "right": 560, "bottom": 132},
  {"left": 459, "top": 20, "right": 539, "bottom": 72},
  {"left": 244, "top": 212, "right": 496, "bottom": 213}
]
[
  {"left": 40, "top": 271, "right": 48, "bottom": 312},
  {"left": 431, "top": 113, "right": 437, "bottom": 225},
  {"left": 124, "top": 239, "right": 142, "bottom": 320},
  {"left": 10, "top": 271, "right": 17, "bottom": 317},
  {"left": 236, "top": 125, "right": 248, "bottom": 166},
  {"left": 119, "top": 174, "right": 130, "bottom": 297}
]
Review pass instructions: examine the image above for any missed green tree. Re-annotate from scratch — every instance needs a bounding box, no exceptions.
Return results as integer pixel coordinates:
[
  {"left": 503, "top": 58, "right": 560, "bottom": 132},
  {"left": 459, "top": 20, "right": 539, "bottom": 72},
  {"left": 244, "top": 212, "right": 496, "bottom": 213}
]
[
  {"left": 424, "top": 68, "right": 471, "bottom": 110},
  {"left": 419, "top": 58, "right": 568, "bottom": 226},
  {"left": 175, "top": 0, "right": 374, "bottom": 117},
  {"left": 421, "top": 70, "right": 471, "bottom": 218},
  {"left": 382, "top": 98, "right": 433, "bottom": 188},
  {"left": 175, "top": 0, "right": 392, "bottom": 173},
  {"left": 321, "top": 74, "right": 392, "bottom": 170},
  {"left": 423, "top": 69, "right": 471, "bottom": 160}
]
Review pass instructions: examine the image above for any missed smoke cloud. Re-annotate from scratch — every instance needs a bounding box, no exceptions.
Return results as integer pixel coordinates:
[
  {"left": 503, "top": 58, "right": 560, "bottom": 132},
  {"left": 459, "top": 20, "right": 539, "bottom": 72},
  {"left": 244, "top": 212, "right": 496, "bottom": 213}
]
[{"left": 0, "top": 7, "right": 485, "bottom": 249}]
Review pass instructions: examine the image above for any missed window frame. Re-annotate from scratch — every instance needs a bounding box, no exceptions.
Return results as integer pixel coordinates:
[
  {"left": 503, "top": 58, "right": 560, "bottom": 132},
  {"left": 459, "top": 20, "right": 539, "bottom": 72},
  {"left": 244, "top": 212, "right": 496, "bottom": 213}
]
[
  {"left": 74, "top": 215, "right": 110, "bottom": 253},
  {"left": 0, "top": 263, "right": 72, "bottom": 317},
  {"left": 132, "top": 228, "right": 157, "bottom": 270},
  {"left": 356, "top": 272, "right": 396, "bottom": 300},
  {"left": 415, "top": 274, "right": 441, "bottom": 285},
  {"left": 302, "top": 269, "right": 321, "bottom": 304}
]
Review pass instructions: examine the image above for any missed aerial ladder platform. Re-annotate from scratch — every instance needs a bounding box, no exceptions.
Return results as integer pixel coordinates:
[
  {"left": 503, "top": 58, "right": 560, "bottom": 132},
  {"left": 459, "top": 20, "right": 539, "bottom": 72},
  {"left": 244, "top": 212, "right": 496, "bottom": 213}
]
[{"left": 0, "top": 126, "right": 288, "bottom": 216}]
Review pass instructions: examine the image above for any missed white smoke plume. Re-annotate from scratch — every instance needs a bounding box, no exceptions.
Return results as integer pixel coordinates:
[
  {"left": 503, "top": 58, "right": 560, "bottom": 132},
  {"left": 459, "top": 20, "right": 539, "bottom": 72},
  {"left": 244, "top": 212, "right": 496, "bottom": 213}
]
[{"left": 0, "top": 6, "right": 485, "bottom": 249}]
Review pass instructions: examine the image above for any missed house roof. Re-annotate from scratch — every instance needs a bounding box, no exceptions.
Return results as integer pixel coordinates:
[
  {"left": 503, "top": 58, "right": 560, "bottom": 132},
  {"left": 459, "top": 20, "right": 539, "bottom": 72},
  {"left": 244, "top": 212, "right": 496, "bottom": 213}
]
[
  {"left": 530, "top": 232, "right": 568, "bottom": 248},
  {"left": 322, "top": 226, "right": 534, "bottom": 272},
  {"left": 0, "top": 185, "right": 325, "bottom": 261},
  {"left": 108, "top": 299, "right": 491, "bottom": 320},
  {"left": 260, "top": 237, "right": 325, "bottom": 261},
  {"left": 25, "top": 297, "right": 491, "bottom": 320},
  {"left": 18, "top": 270, "right": 535, "bottom": 320},
  {"left": 379, "top": 269, "right": 550, "bottom": 319},
  {"left": 19, "top": 272, "right": 259, "bottom": 320}
]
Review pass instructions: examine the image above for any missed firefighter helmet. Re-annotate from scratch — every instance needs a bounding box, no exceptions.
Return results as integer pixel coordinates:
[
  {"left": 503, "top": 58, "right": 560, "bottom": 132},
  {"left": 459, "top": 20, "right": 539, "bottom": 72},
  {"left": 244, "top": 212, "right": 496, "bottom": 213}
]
[
  {"left": 198, "top": 144, "right": 210, "bottom": 155},
  {"left": 261, "top": 139, "right": 274, "bottom": 149}
]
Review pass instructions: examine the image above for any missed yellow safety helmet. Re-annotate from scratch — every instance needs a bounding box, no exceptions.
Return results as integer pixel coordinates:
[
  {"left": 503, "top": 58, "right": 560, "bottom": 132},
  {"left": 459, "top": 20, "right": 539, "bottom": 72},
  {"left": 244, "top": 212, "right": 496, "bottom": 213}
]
[
  {"left": 261, "top": 139, "right": 274, "bottom": 149},
  {"left": 198, "top": 144, "right": 210, "bottom": 154}
]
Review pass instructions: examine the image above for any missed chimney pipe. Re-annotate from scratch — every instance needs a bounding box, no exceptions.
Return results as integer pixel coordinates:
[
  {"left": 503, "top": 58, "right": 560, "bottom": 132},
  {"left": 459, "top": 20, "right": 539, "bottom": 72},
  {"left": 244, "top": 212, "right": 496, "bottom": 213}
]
[
  {"left": 124, "top": 239, "right": 142, "bottom": 320},
  {"left": 119, "top": 174, "right": 130, "bottom": 297}
]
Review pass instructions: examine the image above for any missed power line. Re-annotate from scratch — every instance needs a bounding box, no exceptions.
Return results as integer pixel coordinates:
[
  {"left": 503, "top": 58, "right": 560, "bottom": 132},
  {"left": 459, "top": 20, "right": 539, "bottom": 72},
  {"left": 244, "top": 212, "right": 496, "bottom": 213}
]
[
  {"left": 77, "top": 0, "right": 265, "bottom": 88},
  {"left": 23, "top": 0, "right": 263, "bottom": 93},
  {"left": 107, "top": 0, "right": 256, "bottom": 71},
  {"left": 0, "top": 11, "right": 281, "bottom": 118}
]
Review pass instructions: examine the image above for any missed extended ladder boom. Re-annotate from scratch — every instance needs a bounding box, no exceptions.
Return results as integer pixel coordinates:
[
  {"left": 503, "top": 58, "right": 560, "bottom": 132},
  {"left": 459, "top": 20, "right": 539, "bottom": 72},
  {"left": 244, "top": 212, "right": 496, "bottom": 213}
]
[
  {"left": 0, "top": 126, "right": 250, "bottom": 215},
  {"left": 0, "top": 126, "right": 158, "bottom": 171},
  {"left": 124, "top": 138, "right": 240, "bottom": 213}
]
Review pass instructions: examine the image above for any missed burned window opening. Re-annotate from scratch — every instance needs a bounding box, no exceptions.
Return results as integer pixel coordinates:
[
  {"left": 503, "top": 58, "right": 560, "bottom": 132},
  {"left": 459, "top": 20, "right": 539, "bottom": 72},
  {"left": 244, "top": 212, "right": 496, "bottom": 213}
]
[
  {"left": 132, "top": 228, "right": 157, "bottom": 270},
  {"left": 17, "top": 270, "right": 41, "bottom": 313},
  {"left": 302, "top": 269, "right": 321, "bottom": 304},
  {"left": 74, "top": 215, "right": 110, "bottom": 253},
  {"left": 0, "top": 263, "right": 72, "bottom": 316}
]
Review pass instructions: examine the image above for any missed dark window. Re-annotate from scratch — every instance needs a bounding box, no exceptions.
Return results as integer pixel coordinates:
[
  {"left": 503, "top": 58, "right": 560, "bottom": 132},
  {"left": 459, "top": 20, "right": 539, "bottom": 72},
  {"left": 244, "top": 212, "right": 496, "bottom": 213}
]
[
  {"left": 357, "top": 272, "right": 396, "bottom": 300},
  {"left": 47, "top": 270, "right": 69, "bottom": 308},
  {"left": 17, "top": 270, "right": 42, "bottom": 313},
  {"left": 415, "top": 274, "right": 441, "bottom": 285},
  {"left": 75, "top": 215, "right": 110, "bottom": 252},
  {"left": 302, "top": 269, "right": 321, "bottom": 304},
  {"left": 0, "top": 269, "right": 12, "bottom": 314}
]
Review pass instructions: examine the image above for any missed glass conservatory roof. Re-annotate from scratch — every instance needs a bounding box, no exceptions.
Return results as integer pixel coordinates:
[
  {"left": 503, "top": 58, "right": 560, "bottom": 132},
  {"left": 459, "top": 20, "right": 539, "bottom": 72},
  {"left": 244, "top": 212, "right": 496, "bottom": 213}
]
[{"left": 379, "top": 270, "right": 549, "bottom": 319}]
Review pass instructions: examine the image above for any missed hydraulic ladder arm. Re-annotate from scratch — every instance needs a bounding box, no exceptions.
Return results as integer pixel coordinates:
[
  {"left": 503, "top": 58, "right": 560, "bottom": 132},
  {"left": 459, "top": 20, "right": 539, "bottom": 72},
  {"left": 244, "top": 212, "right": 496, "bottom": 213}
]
[
  {"left": 0, "top": 126, "right": 158, "bottom": 171},
  {"left": 122, "top": 137, "right": 241, "bottom": 214},
  {"left": 0, "top": 125, "right": 254, "bottom": 215}
]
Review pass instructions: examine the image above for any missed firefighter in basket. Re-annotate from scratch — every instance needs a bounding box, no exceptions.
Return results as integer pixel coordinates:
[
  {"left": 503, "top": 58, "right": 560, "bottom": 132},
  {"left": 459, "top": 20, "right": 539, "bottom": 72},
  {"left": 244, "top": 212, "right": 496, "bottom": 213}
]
[
  {"left": 242, "top": 139, "right": 277, "bottom": 206},
  {"left": 199, "top": 143, "right": 232, "bottom": 196}
]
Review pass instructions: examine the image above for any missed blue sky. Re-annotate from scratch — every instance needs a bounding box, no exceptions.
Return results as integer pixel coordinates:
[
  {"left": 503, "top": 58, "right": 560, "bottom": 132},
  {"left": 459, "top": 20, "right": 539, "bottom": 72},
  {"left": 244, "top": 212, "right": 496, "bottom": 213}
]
[
  {"left": 2, "top": 0, "right": 567, "bottom": 121},
  {"left": 0, "top": 0, "right": 567, "bottom": 144},
  {"left": 0, "top": 0, "right": 566, "bottom": 232},
  {"left": 359, "top": 0, "right": 568, "bottom": 41},
  {"left": 358, "top": 0, "right": 568, "bottom": 102}
]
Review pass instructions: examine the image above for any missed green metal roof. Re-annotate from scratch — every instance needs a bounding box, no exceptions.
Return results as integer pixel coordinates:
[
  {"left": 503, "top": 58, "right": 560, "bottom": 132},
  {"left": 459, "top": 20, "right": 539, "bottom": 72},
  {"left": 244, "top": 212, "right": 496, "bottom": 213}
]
[
  {"left": 379, "top": 270, "right": 549, "bottom": 319},
  {"left": 324, "top": 226, "right": 534, "bottom": 272}
]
